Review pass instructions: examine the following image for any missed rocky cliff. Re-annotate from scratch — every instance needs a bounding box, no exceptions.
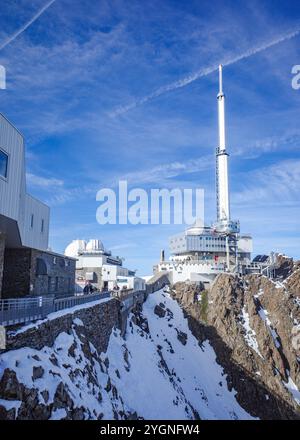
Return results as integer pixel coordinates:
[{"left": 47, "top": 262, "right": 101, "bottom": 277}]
[
  {"left": 0, "top": 256, "right": 299, "bottom": 420},
  {"left": 1, "top": 289, "right": 256, "bottom": 420},
  {"left": 171, "top": 256, "right": 300, "bottom": 420}
]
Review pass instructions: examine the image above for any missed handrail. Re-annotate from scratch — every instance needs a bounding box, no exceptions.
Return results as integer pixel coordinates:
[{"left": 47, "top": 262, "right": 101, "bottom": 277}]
[{"left": 0, "top": 291, "right": 111, "bottom": 327}]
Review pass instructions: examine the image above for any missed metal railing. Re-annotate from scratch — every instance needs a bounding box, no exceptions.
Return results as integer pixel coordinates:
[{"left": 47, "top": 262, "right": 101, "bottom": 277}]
[
  {"left": 0, "top": 291, "right": 111, "bottom": 327},
  {"left": 54, "top": 291, "right": 110, "bottom": 312}
]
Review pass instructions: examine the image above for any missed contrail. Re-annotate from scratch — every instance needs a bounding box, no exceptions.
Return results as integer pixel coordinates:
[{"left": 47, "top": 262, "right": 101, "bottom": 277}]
[
  {"left": 0, "top": 0, "right": 56, "bottom": 52},
  {"left": 110, "top": 26, "right": 300, "bottom": 117}
]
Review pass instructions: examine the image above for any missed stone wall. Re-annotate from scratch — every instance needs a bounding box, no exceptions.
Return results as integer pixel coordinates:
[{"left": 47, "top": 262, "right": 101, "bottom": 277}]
[
  {"left": 4, "top": 298, "right": 121, "bottom": 354},
  {"left": 32, "top": 249, "right": 76, "bottom": 297},
  {"left": 2, "top": 248, "right": 32, "bottom": 298},
  {"left": 0, "top": 298, "right": 123, "bottom": 420},
  {"left": 0, "top": 233, "right": 5, "bottom": 298},
  {"left": 2, "top": 248, "right": 76, "bottom": 299},
  {"left": 146, "top": 273, "right": 170, "bottom": 294}
]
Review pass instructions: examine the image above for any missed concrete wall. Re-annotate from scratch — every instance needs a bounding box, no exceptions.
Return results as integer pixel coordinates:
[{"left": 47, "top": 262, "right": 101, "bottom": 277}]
[{"left": 2, "top": 248, "right": 76, "bottom": 299}]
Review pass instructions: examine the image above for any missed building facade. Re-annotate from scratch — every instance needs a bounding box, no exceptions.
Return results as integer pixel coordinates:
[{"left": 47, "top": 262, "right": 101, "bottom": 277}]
[{"left": 0, "top": 113, "right": 75, "bottom": 298}]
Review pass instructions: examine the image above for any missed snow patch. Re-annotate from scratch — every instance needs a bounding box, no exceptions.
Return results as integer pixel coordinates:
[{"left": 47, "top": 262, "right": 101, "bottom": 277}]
[
  {"left": 283, "top": 376, "right": 300, "bottom": 405},
  {"left": 240, "top": 306, "right": 263, "bottom": 358},
  {"left": 50, "top": 408, "right": 67, "bottom": 420},
  {"left": 257, "top": 306, "right": 281, "bottom": 348}
]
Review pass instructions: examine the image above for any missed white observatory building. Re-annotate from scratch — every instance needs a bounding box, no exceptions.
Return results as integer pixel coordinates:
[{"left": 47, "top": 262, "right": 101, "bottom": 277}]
[
  {"left": 154, "top": 65, "right": 253, "bottom": 285},
  {"left": 65, "top": 238, "right": 145, "bottom": 293}
]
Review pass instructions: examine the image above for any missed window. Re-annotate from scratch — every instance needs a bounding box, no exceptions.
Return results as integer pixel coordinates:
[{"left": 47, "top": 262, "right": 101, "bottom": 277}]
[
  {"left": 0, "top": 150, "right": 8, "bottom": 178},
  {"left": 30, "top": 214, "right": 34, "bottom": 228},
  {"left": 41, "top": 219, "right": 44, "bottom": 233}
]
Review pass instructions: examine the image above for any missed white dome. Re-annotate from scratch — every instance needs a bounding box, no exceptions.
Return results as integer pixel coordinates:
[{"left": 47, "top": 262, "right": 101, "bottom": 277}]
[
  {"left": 86, "top": 239, "right": 104, "bottom": 252},
  {"left": 64, "top": 240, "right": 86, "bottom": 257}
]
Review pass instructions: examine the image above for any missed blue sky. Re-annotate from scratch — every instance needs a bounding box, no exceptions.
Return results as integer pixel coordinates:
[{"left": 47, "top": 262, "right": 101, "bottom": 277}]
[{"left": 0, "top": 0, "right": 300, "bottom": 275}]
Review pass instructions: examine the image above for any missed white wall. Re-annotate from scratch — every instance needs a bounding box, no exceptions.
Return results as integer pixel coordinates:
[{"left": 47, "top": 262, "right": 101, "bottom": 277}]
[
  {"left": 76, "top": 255, "right": 106, "bottom": 269},
  {"left": 21, "top": 194, "right": 50, "bottom": 250},
  {"left": 238, "top": 236, "right": 253, "bottom": 253},
  {"left": 102, "top": 264, "right": 129, "bottom": 282},
  {"left": 158, "top": 261, "right": 225, "bottom": 284}
]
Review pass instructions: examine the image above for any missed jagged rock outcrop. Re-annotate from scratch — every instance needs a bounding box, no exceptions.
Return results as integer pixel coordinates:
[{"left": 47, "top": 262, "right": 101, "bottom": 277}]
[{"left": 171, "top": 256, "right": 300, "bottom": 420}]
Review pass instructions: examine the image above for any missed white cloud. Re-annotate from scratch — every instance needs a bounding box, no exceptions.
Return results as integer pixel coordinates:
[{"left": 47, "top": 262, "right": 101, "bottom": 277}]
[
  {"left": 232, "top": 159, "right": 300, "bottom": 206},
  {"left": 109, "top": 25, "right": 300, "bottom": 117},
  {"left": 26, "top": 172, "right": 64, "bottom": 188}
]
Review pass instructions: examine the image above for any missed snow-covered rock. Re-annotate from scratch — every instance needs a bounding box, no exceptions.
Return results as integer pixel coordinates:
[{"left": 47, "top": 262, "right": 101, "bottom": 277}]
[{"left": 0, "top": 289, "right": 254, "bottom": 420}]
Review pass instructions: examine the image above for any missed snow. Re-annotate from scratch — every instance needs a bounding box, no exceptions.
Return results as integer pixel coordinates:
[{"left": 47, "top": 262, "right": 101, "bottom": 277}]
[
  {"left": 283, "top": 376, "right": 300, "bottom": 405},
  {"left": 254, "top": 289, "right": 264, "bottom": 299},
  {"left": 0, "top": 399, "right": 22, "bottom": 413},
  {"left": 294, "top": 297, "right": 300, "bottom": 307},
  {"left": 0, "top": 289, "right": 257, "bottom": 420},
  {"left": 73, "top": 318, "right": 84, "bottom": 326},
  {"left": 50, "top": 408, "right": 67, "bottom": 420},
  {"left": 102, "top": 289, "right": 255, "bottom": 420},
  {"left": 240, "top": 306, "right": 263, "bottom": 358},
  {"left": 257, "top": 306, "right": 281, "bottom": 348}
]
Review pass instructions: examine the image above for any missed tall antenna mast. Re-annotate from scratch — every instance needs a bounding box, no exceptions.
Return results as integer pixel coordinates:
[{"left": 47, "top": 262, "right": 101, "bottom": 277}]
[{"left": 216, "top": 64, "right": 230, "bottom": 221}]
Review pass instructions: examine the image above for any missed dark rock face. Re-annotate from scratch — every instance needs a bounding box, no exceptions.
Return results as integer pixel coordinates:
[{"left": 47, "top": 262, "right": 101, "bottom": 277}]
[
  {"left": 171, "top": 258, "right": 300, "bottom": 420},
  {"left": 154, "top": 305, "right": 166, "bottom": 318},
  {"left": 176, "top": 330, "right": 188, "bottom": 346},
  {"left": 32, "top": 366, "right": 44, "bottom": 381},
  {"left": 0, "top": 369, "right": 23, "bottom": 400}
]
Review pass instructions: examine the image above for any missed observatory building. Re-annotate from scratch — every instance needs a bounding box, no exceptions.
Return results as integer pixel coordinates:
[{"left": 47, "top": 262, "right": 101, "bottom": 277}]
[
  {"left": 65, "top": 238, "right": 145, "bottom": 292},
  {"left": 154, "top": 65, "right": 253, "bottom": 285}
]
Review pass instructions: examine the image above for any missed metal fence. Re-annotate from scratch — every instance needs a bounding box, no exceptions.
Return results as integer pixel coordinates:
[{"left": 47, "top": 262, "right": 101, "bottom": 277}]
[
  {"left": 0, "top": 291, "right": 110, "bottom": 327},
  {"left": 54, "top": 292, "right": 110, "bottom": 312}
]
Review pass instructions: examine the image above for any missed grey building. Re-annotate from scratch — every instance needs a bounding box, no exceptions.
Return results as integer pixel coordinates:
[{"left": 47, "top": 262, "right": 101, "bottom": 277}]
[{"left": 0, "top": 113, "right": 75, "bottom": 298}]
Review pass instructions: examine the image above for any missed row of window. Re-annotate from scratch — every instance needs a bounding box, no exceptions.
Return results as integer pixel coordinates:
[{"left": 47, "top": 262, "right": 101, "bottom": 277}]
[
  {"left": 30, "top": 214, "right": 45, "bottom": 233},
  {"left": 171, "top": 236, "right": 227, "bottom": 246}
]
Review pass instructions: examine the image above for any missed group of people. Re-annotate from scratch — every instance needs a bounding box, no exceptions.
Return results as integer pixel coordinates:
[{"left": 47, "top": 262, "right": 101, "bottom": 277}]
[
  {"left": 83, "top": 282, "right": 97, "bottom": 295},
  {"left": 83, "top": 281, "right": 128, "bottom": 295}
]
